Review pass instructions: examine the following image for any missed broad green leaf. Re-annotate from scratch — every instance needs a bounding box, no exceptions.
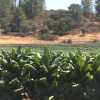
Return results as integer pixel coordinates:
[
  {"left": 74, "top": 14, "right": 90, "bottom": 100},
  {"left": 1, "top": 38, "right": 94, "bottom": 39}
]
[
  {"left": 86, "top": 85, "right": 95, "bottom": 96},
  {"left": 11, "top": 87, "right": 24, "bottom": 95},
  {"left": 69, "top": 71, "right": 77, "bottom": 81},
  {"left": 77, "top": 48, "right": 82, "bottom": 56},
  {"left": 25, "top": 47, "right": 31, "bottom": 54},
  {"left": 49, "top": 81, "right": 58, "bottom": 93},
  {"left": 69, "top": 52, "right": 76, "bottom": 64},
  {"left": 78, "top": 72, "right": 91, "bottom": 83},
  {"left": 39, "top": 77, "right": 49, "bottom": 88},
  {"left": 11, "top": 49, "right": 16, "bottom": 60},
  {"left": 76, "top": 55, "right": 84, "bottom": 68},
  {"left": 35, "top": 85, "right": 46, "bottom": 94},
  {"left": 42, "top": 47, "right": 52, "bottom": 67},
  {"left": 17, "top": 45, "right": 21, "bottom": 54},
  {"left": 40, "top": 65, "right": 48, "bottom": 75},
  {"left": 33, "top": 54, "right": 40, "bottom": 66},
  {"left": 44, "top": 96, "right": 54, "bottom": 100},
  {"left": 2, "top": 70, "right": 13, "bottom": 79},
  {"left": 9, "top": 78, "right": 19, "bottom": 87}
]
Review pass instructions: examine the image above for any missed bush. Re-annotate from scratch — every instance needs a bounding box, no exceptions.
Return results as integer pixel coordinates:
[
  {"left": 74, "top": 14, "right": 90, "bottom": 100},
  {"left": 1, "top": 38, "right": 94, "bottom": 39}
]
[
  {"left": 31, "top": 23, "right": 38, "bottom": 33},
  {"left": 20, "top": 23, "right": 31, "bottom": 34},
  {"left": 81, "top": 28, "right": 86, "bottom": 35},
  {"left": 67, "top": 39, "right": 72, "bottom": 44},
  {"left": 62, "top": 39, "right": 67, "bottom": 43},
  {"left": 93, "top": 39, "right": 99, "bottom": 42},
  {"left": 40, "top": 27, "right": 49, "bottom": 34},
  {"left": 38, "top": 34, "right": 58, "bottom": 41},
  {"left": 4, "top": 27, "right": 11, "bottom": 34}
]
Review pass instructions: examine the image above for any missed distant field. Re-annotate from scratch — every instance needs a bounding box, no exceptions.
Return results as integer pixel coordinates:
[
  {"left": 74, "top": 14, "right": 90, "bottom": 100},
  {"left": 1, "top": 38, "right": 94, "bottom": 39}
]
[{"left": 0, "top": 42, "right": 100, "bottom": 55}]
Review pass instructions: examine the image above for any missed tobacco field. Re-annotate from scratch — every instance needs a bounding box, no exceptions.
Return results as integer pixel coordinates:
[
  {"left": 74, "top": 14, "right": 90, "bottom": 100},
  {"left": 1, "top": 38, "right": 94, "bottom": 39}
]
[{"left": 0, "top": 46, "right": 100, "bottom": 100}]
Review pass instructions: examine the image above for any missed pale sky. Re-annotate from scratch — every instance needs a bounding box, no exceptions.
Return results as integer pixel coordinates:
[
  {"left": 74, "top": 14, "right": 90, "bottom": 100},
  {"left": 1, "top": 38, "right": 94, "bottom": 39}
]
[{"left": 45, "top": 0, "right": 81, "bottom": 10}]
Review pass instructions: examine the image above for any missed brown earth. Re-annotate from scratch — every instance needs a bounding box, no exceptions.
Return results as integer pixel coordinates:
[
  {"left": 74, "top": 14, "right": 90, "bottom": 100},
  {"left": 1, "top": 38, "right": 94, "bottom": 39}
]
[{"left": 0, "top": 33, "right": 100, "bottom": 44}]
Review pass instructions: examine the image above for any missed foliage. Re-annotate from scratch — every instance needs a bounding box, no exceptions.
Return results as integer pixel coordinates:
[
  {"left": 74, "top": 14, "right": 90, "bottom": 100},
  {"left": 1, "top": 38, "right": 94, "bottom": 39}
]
[
  {"left": 38, "top": 34, "right": 58, "bottom": 41},
  {"left": 81, "top": 0, "right": 93, "bottom": 18},
  {"left": 81, "top": 27, "right": 86, "bottom": 35},
  {"left": 40, "top": 27, "right": 49, "bottom": 34},
  {"left": 67, "top": 39, "right": 73, "bottom": 44},
  {"left": 20, "top": 0, "right": 45, "bottom": 19},
  {"left": 0, "top": 46, "right": 100, "bottom": 100},
  {"left": 20, "top": 22, "right": 31, "bottom": 34},
  {"left": 4, "top": 27, "right": 11, "bottom": 34},
  {"left": 0, "top": 0, "right": 11, "bottom": 30},
  {"left": 93, "top": 39, "right": 99, "bottom": 42},
  {"left": 13, "top": 7, "right": 25, "bottom": 31},
  {"left": 31, "top": 23, "right": 38, "bottom": 33},
  {"left": 68, "top": 3, "right": 83, "bottom": 22}
]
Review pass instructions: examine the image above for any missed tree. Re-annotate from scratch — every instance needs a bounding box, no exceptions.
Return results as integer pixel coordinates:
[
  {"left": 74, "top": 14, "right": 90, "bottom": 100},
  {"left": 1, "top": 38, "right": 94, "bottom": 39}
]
[
  {"left": 95, "top": 2, "right": 100, "bottom": 14},
  {"left": 13, "top": 7, "right": 25, "bottom": 31},
  {"left": 21, "top": 0, "right": 46, "bottom": 19},
  {"left": 68, "top": 3, "right": 83, "bottom": 22},
  {"left": 81, "top": 0, "right": 93, "bottom": 18},
  {"left": 0, "top": 0, "right": 11, "bottom": 31}
]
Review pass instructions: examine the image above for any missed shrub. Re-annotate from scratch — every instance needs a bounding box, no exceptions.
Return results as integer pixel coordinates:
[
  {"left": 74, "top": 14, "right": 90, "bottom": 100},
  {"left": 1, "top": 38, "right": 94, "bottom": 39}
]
[
  {"left": 4, "top": 27, "right": 11, "bottom": 34},
  {"left": 20, "top": 23, "right": 31, "bottom": 34},
  {"left": 38, "top": 34, "right": 58, "bottom": 41},
  {"left": 81, "top": 28, "right": 86, "bottom": 35},
  {"left": 67, "top": 39, "right": 72, "bottom": 44},
  {"left": 31, "top": 23, "right": 38, "bottom": 33},
  {"left": 93, "top": 39, "right": 99, "bottom": 42},
  {"left": 40, "top": 27, "right": 49, "bottom": 34},
  {"left": 62, "top": 39, "right": 67, "bottom": 43}
]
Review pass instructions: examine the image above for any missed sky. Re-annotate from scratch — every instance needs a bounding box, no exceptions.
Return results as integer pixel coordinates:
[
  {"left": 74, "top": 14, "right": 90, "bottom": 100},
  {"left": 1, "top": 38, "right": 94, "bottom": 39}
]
[{"left": 45, "top": 0, "right": 81, "bottom": 10}]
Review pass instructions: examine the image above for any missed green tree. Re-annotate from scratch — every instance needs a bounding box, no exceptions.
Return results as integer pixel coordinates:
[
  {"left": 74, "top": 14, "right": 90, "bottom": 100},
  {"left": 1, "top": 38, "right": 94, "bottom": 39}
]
[
  {"left": 0, "top": 0, "right": 11, "bottom": 31},
  {"left": 68, "top": 3, "right": 83, "bottom": 22},
  {"left": 13, "top": 7, "right": 25, "bottom": 31},
  {"left": 81, "top": 0, "right": 93, "bottom": 18},
  {"left": 21, "top": 0, "right": 46, "bottom": 19}
]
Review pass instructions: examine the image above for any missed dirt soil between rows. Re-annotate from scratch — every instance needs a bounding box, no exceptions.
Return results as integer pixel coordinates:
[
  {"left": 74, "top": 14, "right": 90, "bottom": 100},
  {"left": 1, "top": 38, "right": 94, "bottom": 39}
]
[{"left": 0, "top": 33, "right": 100, "bottom": 44}]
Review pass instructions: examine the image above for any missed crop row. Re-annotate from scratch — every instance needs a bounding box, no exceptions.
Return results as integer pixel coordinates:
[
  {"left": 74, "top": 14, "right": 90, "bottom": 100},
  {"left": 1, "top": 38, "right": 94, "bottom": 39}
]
[{"left": 0, "top": 46, "right": 100, "bottom": 100}]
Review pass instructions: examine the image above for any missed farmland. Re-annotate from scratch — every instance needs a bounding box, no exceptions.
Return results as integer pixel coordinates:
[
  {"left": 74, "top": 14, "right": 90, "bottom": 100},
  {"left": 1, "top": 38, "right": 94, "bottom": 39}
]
[
  {"left": 0, "top": 42, "right": 100, "bottom": 55},
  {"left": 0, "top": 45, "right": 100, "bottom": 100}
]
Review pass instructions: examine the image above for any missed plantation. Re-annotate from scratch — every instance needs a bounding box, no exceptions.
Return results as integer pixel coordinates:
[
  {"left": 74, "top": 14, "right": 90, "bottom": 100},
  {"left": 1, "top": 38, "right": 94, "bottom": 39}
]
[{"left": 0, "top": 44, "right": 100, "bottom": 100}]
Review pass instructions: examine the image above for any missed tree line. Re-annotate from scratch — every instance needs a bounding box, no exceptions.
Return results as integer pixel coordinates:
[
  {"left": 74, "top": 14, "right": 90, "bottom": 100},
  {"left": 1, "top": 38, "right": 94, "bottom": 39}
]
[{"left": 0, "top": 0, "right": 100, "bottom": 35}]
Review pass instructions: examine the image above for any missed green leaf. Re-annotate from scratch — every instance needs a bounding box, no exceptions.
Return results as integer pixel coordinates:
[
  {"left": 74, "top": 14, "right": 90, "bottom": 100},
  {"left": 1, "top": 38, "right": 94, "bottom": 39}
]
[
  {"left": 42, "top": 47, "right": 52, "bottom": 67},
  {"left": 69, "top": 71, "right": 77, "bottom": 81},
  {"left": 49, "top": 81, "right": 58, "bottom": 93},
  {"left": 25, "top": 47, "right": 31, "bottom": 54},
  {"left": 86, "top": 85, "right": 95, "bottom": 96},
  {"left": 69, "top": 52, "right": 76, "bottom": 64},
  {"left": 35, "top": 85, "right": 46, "bottom": 94},
  {"left": 11, "top": 49, "right": 16, "bottom": 60},
  {"left": 17, "top": 45, "right": 21, "bottom": 54},
  {"left": 39, "top": 77, "right": 49, "bottom": 88},
  {"left": 11, "top": 87, "right": 24, "bottom": 96},
  {"left": 77, "top": 48, "right": 82, "bottom": 56},
  {"left": 76, "top": 55, "right": 84, "bottom": 68},
  {"left": 44, "top": 96, "right": 54, "bottom": 100},
  {"left": 78, "top": 72, "right": 91, "bottom": 83},
  {"left": 9, "top": 78, "right": 19, "bottom": 87},
  {"left": 40, "top": 65, "right": 48, "bottom": 75},
  {"left": 2, "top": 70, "right": 13, "bottom": 79}
]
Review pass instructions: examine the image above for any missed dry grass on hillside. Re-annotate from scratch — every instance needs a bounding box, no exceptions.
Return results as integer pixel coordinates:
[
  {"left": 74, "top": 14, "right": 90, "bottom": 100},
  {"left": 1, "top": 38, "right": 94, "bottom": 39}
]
[{"left": 0, "top": 32, "right": 100, "bottom": 44}]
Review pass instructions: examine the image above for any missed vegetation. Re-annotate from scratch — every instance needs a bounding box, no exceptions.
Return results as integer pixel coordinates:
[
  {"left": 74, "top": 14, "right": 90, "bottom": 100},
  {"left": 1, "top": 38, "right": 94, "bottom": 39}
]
[
  {"left": 0, "top": 46, "right": 100, "bottom": 100},
  {"left": 0, "top": 0, "right": 100, "bottom": 37},
  {"left": 38, "top": 34, "right": 58, "bottom": 41}
]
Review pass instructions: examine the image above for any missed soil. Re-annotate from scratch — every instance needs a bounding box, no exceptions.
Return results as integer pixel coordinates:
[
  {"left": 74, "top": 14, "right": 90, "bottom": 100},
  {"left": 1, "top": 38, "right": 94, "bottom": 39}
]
[{"left": 0, "top": 33, "right": 100, "bottom": 44}]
